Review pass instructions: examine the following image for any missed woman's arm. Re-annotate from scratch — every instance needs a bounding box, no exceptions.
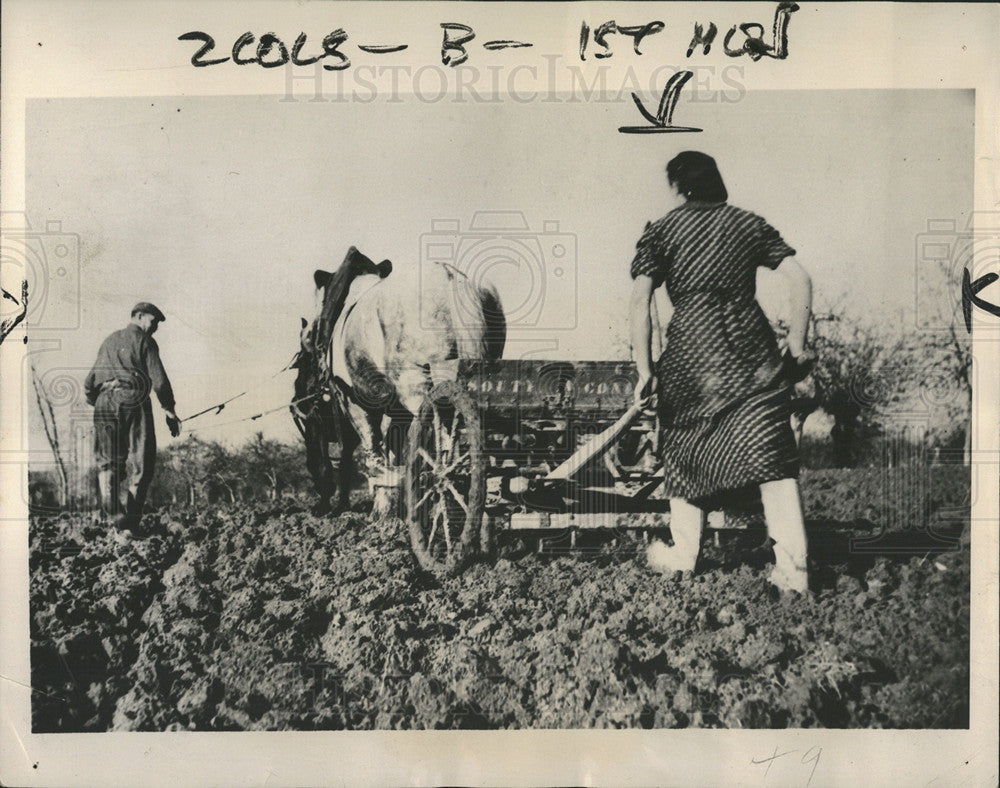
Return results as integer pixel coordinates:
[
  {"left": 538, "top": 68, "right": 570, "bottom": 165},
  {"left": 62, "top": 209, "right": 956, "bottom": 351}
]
[
  {"left": 775, "top": 257, "right": 812, "bottom": 357},
  {"left": 630, "top": 274, "right": 656, "bottom": 400}
]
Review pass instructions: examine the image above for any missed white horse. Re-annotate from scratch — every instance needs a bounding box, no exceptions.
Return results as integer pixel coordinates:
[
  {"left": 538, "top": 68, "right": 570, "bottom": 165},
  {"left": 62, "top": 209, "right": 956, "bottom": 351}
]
[{"left": 294, "top": 253, "right": 505, "bottom": 514}]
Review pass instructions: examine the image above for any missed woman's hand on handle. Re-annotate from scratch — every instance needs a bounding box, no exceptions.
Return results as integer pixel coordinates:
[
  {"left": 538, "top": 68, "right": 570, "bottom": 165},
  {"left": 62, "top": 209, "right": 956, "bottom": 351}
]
[
  {"left": 794, "top": 348, "right": 817, "bottom": 366},
  {"left": 781, "top": 347, "right": 815, "bottom": 384},
  {"left": 634, "top": 373, "right": 658, "bottom": 409}
]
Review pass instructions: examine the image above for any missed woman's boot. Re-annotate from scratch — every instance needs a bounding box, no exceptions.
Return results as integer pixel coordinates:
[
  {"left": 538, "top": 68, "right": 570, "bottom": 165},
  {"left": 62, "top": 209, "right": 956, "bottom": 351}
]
[{"left": 647, "top": 498, "right": 703, "bottom": 574}]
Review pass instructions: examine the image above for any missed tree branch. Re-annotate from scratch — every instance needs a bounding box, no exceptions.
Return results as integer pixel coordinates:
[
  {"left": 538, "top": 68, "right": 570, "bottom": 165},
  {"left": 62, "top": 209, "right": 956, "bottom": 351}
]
[{"left": 0, "top": 280, "right": 29, "bottom": 345}]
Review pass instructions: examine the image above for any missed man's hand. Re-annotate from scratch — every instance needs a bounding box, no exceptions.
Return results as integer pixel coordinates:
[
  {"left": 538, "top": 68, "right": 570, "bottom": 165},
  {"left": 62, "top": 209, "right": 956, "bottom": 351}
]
[{"left": 165, "top": 411, "right": 181, "bottom": 438}]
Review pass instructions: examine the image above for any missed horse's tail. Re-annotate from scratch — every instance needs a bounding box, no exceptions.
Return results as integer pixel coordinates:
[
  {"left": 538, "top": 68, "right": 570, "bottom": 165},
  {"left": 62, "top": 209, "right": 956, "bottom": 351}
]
[{"left": 438, "top": 262, "right": 506, "bottom": 360}]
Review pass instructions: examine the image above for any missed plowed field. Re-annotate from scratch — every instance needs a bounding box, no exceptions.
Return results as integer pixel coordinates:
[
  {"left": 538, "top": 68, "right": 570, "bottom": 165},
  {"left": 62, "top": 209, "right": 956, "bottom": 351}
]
[{"left": 30, "top": 467, "right": 970, "bottom": 730}]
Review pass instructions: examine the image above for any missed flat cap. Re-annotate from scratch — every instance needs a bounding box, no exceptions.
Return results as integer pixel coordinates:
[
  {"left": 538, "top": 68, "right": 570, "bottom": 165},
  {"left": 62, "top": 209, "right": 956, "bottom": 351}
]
[{"left": 131, "top": 301, "right": 166, "bottom": 321}]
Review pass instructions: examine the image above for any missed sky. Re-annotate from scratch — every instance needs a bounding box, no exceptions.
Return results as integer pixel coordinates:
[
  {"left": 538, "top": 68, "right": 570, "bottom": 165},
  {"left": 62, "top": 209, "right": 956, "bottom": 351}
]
[{"left": 25, "top": 88, "right": 973, "bottom": 448}]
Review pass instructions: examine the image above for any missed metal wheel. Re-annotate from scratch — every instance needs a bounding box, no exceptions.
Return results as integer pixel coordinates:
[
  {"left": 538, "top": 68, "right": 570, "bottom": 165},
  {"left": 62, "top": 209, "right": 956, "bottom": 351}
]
[{"left": 405, "top": 381, "right": 485, "bottom": 576}]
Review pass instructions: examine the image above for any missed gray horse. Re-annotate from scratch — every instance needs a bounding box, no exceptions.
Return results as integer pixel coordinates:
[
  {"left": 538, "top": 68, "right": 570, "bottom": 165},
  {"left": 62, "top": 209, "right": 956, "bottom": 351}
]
[{"left": 294, "top": 250, "right": 505, "bottom": 514}]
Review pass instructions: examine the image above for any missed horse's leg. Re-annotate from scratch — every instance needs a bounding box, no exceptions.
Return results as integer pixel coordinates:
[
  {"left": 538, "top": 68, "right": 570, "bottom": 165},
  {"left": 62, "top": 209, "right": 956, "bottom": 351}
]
[
  {"left": 362, "top": 363, "right": 427, "bottom": 520},
  {"left": 306, "top": 425, "right": 335, "bottom": 515},
  {"left": 386, "top": 363, "right": 433, "bottom": 467},
  {"left": 343, "top": 399, "right": 377, "bottom": 465},
  {"left": 341, "top": 398, "right": 391, "bottom": 519},
  {"left": 395, "top": 364, "right": 433, "bottom": 419},
  {"left": 368, "top": 419, "right": 400, "bottom": 519},
  {"left": 386, "top": 407, "right": 414, "bottom": 467},
  {"left": 333, "top": 418, "right": 360, "bottom": 515}
]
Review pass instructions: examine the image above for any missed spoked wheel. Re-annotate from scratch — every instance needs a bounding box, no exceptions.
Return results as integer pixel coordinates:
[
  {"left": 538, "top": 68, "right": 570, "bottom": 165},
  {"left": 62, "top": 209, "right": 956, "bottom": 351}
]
[{"left": 406, "top": 381, "right": 486, "bottom": 576}]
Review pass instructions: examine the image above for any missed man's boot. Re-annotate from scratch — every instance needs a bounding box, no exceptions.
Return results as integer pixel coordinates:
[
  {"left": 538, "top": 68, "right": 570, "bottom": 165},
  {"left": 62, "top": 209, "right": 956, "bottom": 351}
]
[
  {"left": 97, "top": 470, "right": 119, "bottom": 518},
  {"left": 115, "top": 490, "right": 144, "bottom": 535}
]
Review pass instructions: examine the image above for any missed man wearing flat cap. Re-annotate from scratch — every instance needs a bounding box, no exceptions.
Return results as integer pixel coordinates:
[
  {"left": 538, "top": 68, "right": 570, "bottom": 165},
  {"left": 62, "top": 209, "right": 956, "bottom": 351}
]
[{"left": 85, "top": 302, "right": 181, "bottom": 532}]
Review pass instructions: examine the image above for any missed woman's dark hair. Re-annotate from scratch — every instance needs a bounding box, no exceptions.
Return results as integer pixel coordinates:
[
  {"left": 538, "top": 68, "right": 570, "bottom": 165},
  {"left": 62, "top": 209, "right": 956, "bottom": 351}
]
[{"left": 666, "top": 151, "right": 728, "bottom": 202}]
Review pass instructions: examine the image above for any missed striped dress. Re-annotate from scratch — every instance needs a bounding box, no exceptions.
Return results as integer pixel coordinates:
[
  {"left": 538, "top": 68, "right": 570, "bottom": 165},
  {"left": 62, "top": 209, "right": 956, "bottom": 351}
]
[{"left": 630, "top": 200, "right": 799, "bottom": 505}]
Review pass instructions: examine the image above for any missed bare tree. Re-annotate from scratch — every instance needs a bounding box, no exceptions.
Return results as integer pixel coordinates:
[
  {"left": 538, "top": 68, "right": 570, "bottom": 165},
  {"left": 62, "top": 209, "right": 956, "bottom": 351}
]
[
  {"left": 206, "top": 441, "right": 243, "bottom": 503},
  {"left": 166, "top": 436, "right": 214, "bottom": 505},
  {"left": 247, "top": 432, "right": 295, "bottom": 500},
  {"left": 29, "top": 364, "right": 69, "bottom": 505},
  {"left": 810, "top": 315, "right": 911, "bottom": 467},
  {"left": 911, "top": 259, "right": 972, "bottom": 463},
  {"left": 241, "top": 432, "right": 312, "bottom": 501}
]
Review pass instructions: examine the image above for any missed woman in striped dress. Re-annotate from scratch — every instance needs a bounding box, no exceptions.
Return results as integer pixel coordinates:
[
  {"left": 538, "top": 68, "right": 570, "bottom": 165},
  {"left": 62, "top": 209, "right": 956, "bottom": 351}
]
[{"left": 629, "top": 151, "right": 814, "bottom": 594}]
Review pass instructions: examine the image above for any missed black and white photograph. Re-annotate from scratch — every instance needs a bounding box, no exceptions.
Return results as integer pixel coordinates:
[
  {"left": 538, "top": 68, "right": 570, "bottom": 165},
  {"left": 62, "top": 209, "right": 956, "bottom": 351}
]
[{"left": 1, "top": 2, "right": 997, "bottom": 785}]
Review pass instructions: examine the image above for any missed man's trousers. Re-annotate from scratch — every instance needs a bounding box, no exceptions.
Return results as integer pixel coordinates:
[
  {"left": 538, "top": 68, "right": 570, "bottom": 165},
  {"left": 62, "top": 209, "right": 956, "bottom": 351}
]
[{"left": 93, "top": 390, "right": 157, "bottom": 518}]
